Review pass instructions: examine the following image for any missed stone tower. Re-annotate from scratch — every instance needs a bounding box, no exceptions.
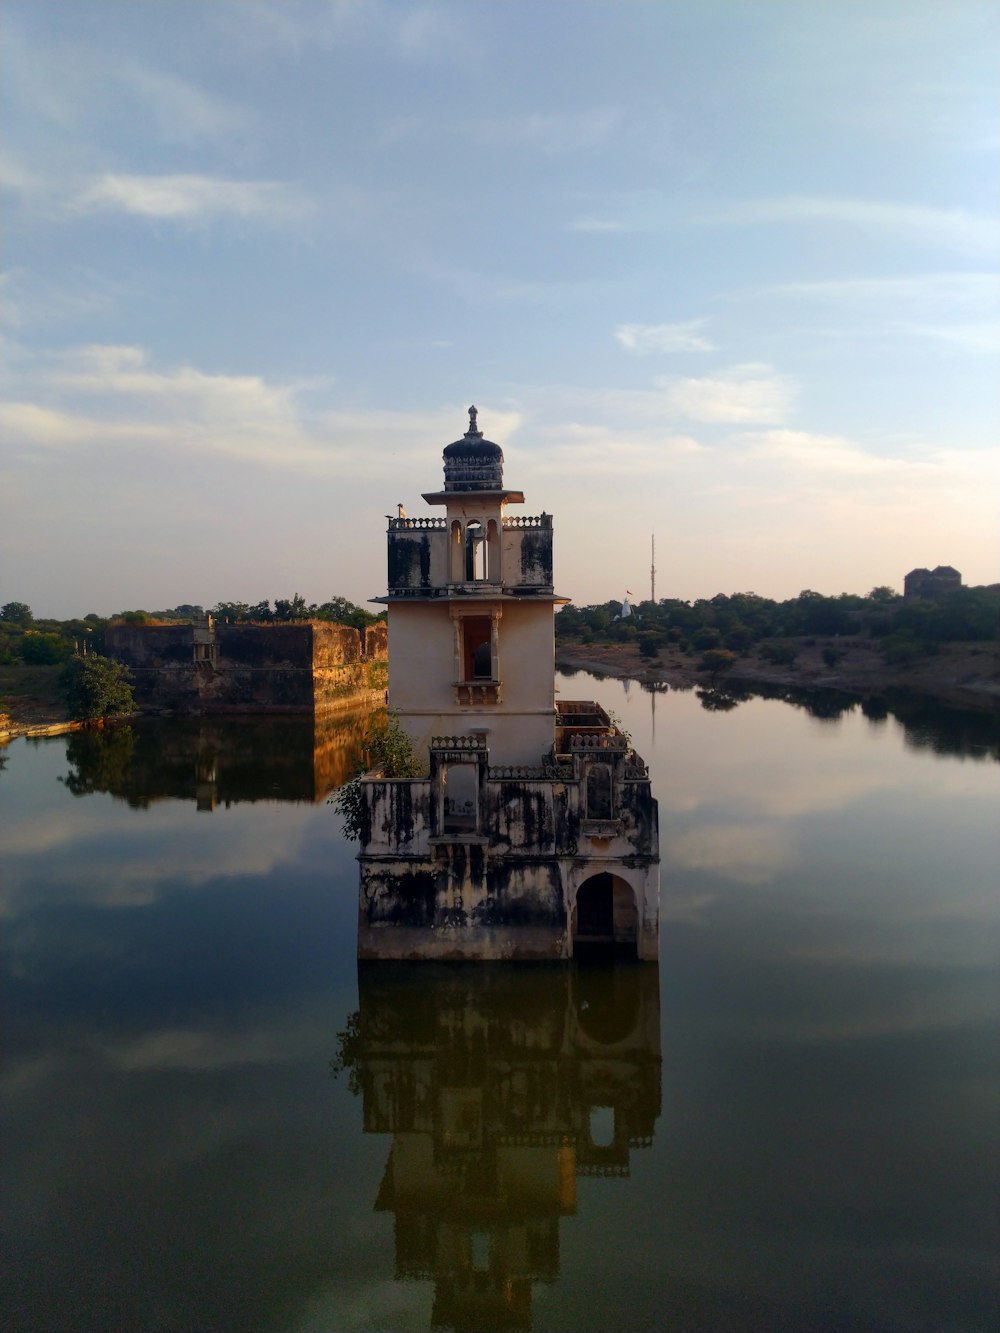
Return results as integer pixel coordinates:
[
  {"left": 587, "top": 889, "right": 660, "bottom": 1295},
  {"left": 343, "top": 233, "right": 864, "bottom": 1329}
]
[
  {"left": 358, "top": 409, "right": 660, "bottom": 962},
  {"left": 377, "top": 406, "right": 564, "bottom": 767}
]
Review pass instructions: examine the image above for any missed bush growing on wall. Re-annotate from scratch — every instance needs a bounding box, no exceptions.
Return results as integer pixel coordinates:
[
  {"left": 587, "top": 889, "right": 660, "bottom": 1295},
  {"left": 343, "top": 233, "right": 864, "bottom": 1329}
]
[{"left": 332, "top": 712, "right": 421, "bottom": 842}]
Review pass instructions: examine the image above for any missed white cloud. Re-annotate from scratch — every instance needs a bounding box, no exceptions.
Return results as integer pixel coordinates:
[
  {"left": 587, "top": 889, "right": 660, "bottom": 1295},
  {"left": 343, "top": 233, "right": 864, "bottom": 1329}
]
[
  {"left": 737, "top": 428, "right": 898, "bottom": 477},
  {"left": 742, "top": 273, "right": 1000, "bottom": 353},
  {"left": 72, "top": 173, "right": 309, "bottom": 223},
  {"left": 0, "top": 149, "right": 44, "bottom": 198},
  {"left": 0, "top": 400, "right": 164, "bottom": 450},
  {"left": 715, "top": 196, "right": 995, "bottom": 257},
  {"left": 657, "top": 363, "right": 794, "bottom": 424},
  {"left": 2, "top": 342, "right": 522, "bottom": 480},
  {"left": 116, "top": 64, "right": 250, "bottom": 147},
  {"left": 615, "top": 320, "right": 715, "bottom": 354}
]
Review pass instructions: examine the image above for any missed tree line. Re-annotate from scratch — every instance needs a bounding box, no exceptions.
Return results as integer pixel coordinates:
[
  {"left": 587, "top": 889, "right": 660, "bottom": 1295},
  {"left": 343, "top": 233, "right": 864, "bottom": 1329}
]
[{"left": 556, "top": 585, "right": 1000, "bottom": 666}]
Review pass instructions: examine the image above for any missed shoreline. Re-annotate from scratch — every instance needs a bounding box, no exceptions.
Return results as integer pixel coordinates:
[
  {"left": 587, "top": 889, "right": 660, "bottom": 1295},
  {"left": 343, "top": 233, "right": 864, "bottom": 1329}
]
[{"left": 556, "top": 639, "right": 1000, "bottom": 714}]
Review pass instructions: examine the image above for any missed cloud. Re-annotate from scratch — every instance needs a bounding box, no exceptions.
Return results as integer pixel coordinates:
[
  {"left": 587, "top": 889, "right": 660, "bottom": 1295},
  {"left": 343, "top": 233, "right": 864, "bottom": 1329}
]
[
  {"left": 714, "top": 196, "right": 995, "bottom": 256},
  {"left": 2, "top": 341, "right": 522, "bottom": 480},
  {"left": 0, "top": 400, "right": 165, "bottom": 450},
  {"left": 72, "top": 173, "right": 310, "bottom": 223},
  {"left": 615, "top": 320, "right": 715, "bottom": 354},
  {"left": 116, "top": 64, "right": 250, "bottom": 147},
  {"left": 656, "top": 363, "right": 794, "bottom": 424},
  {"left": 214, "top": 0, "right": 474, "bottom": 64},
  {"left": 737, "top": 428, "right": 898, "bottom": 477},
  {"left": 740, "top": 273, "right": 1000, "bottom": 353}
]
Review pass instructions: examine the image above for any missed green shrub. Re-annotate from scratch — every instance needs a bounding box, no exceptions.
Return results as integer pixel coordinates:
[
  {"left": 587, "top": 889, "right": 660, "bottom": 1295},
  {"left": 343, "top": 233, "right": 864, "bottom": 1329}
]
[
  {"left": 760, "top": 642, "right": 799, "bottom": 667},
  {"left": 60, "top": 653, "right": 135, "bottom": 720},
  {"left": 333, "top": 713, "right": 421, "bottom": 842},
  {"left": 21, "top": 631, "right": 72, "bottom": 665},
  {"left": 699, "top": 648, "right": 737, "bottom": 682}
]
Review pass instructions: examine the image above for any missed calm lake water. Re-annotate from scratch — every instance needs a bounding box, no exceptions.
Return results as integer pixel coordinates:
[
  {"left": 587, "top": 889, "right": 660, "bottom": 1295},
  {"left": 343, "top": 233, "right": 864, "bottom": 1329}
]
[{"left": 2, "top": 674, "right": 998, "bottom": 1332}]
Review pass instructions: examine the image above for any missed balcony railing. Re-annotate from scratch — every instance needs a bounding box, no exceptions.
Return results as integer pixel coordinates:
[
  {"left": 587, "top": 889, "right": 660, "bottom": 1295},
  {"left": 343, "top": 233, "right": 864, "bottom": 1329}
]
[{"left": 454, "top": 680, "right": 501, "bottom": 706}]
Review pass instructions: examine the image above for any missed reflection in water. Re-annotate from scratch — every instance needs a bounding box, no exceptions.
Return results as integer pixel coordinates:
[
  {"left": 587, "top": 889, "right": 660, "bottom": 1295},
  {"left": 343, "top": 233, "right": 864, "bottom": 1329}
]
[
  {"left": 58, "top": 708, "right": 381, "bottom": 808},
  {"left": 334, "top": 962, "right": 661, "bottom": 1330},
  {"left": 644, "top": 679, "right": 1000, "bottom": 760}
]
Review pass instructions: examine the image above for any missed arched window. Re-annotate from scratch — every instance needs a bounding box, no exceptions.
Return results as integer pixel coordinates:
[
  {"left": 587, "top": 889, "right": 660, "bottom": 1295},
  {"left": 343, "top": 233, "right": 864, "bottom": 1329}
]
[{"left": 465, "top": 520, "right": 485, "bottom": 581}]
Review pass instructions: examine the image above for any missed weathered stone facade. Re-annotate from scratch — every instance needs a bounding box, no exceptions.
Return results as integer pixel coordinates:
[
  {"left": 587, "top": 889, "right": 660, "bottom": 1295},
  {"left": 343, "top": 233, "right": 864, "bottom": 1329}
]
[
  {"left": 106, "top": 618, "right": 387, "bottom": 715},
  {"left": 359, "top": 409, "right": 660, "bottom": 960},
  {"left": 904, "top": 565, "right": 962, "bottom": 601},
  {"left": 358, "top": 708, "right": 660, "bottom": 960}
]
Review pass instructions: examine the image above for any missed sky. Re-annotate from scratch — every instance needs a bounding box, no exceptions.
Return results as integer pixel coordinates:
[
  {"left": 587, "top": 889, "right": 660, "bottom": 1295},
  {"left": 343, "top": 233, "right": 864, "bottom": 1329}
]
[{"left": 2, "top": 0, "right": 998, "bottom": 619}]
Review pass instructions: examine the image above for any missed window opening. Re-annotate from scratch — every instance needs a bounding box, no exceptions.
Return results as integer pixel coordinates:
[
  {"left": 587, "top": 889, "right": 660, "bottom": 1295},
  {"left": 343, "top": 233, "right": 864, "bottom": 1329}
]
[
  {"left": 586, "top": 763, "right": 613, "bottom": 818},
  {"left": 442, "top": 762, "right": 478, "bottom": 832},
  {"left": 465, "top": 520, "right": 485, "bottom": 581},
  {"left": 462, "top": 616, "right": 493, "bottom": 681},
  {"left": 589, "top": 1106, "right": 615, "bottom": 1148}
]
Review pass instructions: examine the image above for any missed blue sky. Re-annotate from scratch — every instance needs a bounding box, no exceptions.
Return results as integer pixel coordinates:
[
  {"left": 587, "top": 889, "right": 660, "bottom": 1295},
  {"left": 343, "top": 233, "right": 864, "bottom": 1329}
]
[{"left": 2, "top": 0, "right": 997, "bottom": 618}]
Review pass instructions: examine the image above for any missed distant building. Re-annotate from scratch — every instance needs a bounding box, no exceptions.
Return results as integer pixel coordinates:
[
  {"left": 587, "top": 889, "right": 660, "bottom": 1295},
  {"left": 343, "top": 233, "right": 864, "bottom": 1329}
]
[
  {"left": 904, "top": 565, "right": 962, "bottom": 601},
  {"left": 358, "top": 408, "right": 660, "bottom": 961}
]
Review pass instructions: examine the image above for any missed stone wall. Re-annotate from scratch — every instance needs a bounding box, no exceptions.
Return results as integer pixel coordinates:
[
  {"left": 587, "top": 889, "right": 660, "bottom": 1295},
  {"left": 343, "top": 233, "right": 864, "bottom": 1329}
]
[
  {"left": 106, "top": 619, "right": 388, "bottom": 716},
  {"left": 356, "top": 727, "right": 659, "bottom": 961}
]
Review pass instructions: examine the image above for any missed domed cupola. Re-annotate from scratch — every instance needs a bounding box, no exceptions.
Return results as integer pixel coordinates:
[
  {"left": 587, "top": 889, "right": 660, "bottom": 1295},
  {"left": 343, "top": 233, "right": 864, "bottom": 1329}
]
[{"left": 441, "top": 405, "right": 504, "bottom": 492}]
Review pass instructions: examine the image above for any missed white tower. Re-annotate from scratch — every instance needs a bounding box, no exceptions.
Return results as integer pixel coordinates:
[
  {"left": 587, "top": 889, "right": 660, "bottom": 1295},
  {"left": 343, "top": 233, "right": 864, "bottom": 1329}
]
[{"left": 377, "top": 407, "right": 566, "bottom": 767}]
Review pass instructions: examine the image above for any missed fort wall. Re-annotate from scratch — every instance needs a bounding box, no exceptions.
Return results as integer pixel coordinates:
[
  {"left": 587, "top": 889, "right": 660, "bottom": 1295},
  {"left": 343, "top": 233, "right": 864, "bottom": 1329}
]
[{"left": 106, "top": 619, "right": 388, "bottom": 716}]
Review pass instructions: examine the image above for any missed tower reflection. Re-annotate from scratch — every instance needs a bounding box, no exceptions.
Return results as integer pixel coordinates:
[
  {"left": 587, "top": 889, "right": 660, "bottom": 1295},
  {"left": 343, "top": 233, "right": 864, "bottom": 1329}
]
[{"left": 335, "top": 962, "right": 662, "bottom": 1329}]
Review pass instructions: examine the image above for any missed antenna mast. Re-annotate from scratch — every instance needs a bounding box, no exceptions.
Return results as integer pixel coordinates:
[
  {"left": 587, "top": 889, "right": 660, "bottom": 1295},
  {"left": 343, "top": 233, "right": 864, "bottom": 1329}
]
[{"left": 650, "top": 533, "right": 656, "bottom": 604}]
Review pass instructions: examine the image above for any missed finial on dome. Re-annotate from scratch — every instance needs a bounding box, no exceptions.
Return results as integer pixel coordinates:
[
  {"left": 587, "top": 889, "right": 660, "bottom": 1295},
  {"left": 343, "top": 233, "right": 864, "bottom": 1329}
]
[{"left": 466, "top": 404, "right": 480, "bottom": 437}]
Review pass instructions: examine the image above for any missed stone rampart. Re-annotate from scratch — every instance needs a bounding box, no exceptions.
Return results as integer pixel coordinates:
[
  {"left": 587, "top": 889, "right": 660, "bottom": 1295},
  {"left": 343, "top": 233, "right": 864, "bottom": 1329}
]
[{"left": 106, "top": 619, "right": 388, "bottom": 716}]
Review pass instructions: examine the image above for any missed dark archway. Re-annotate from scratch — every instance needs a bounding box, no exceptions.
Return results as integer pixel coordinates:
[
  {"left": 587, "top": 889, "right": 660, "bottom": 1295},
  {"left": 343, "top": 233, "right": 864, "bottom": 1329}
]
[{"left": 573, "top": 873, "right": 638, "bottom": 958}]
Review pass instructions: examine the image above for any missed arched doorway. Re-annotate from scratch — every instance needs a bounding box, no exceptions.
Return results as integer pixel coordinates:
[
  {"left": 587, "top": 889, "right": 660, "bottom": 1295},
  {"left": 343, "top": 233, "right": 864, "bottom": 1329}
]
[{"left": 573, "top": 873, "right": 638, "bottom": 957}]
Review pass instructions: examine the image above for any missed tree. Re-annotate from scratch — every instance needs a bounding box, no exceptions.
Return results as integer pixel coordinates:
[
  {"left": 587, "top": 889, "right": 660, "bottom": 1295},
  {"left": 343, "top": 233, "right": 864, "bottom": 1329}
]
[
  {"left": 314, "top": 596, "right": 382, "bottom": 630},
  {"left": 691, "top": 626, "right": 722, "bottom": 651},
  {"left": 20, "top": 631, "right": 72, "bottom": 665},
  {"left": 273, "top": 593, "right": 309, "bottom": 622},
  {"left": 867, "top": 585, "right": 898, "bottom": 603},
  {"left": 699, "top": 648, "right": 737, "bottom": 684},
  {"left": 60, "top": 653, "right": 135, "bottom": 720},
  {"left": 1, "top": 601, "right": 33, "bottom": 627},
  {"left": 332, "top": 712, "right": 421, "bottom": 842}
]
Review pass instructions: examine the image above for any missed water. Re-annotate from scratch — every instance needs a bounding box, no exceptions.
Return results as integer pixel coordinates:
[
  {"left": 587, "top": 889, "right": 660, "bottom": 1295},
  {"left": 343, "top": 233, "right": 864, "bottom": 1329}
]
[{"left": 2, "top": 676, "right": 997, "bottom": 1332}]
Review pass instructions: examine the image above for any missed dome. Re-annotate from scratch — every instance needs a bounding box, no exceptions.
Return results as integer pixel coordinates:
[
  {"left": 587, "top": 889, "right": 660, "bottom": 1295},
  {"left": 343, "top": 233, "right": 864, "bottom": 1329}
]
[{"left": 442, "top": 405, "right": 504, "bottom": 492}]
